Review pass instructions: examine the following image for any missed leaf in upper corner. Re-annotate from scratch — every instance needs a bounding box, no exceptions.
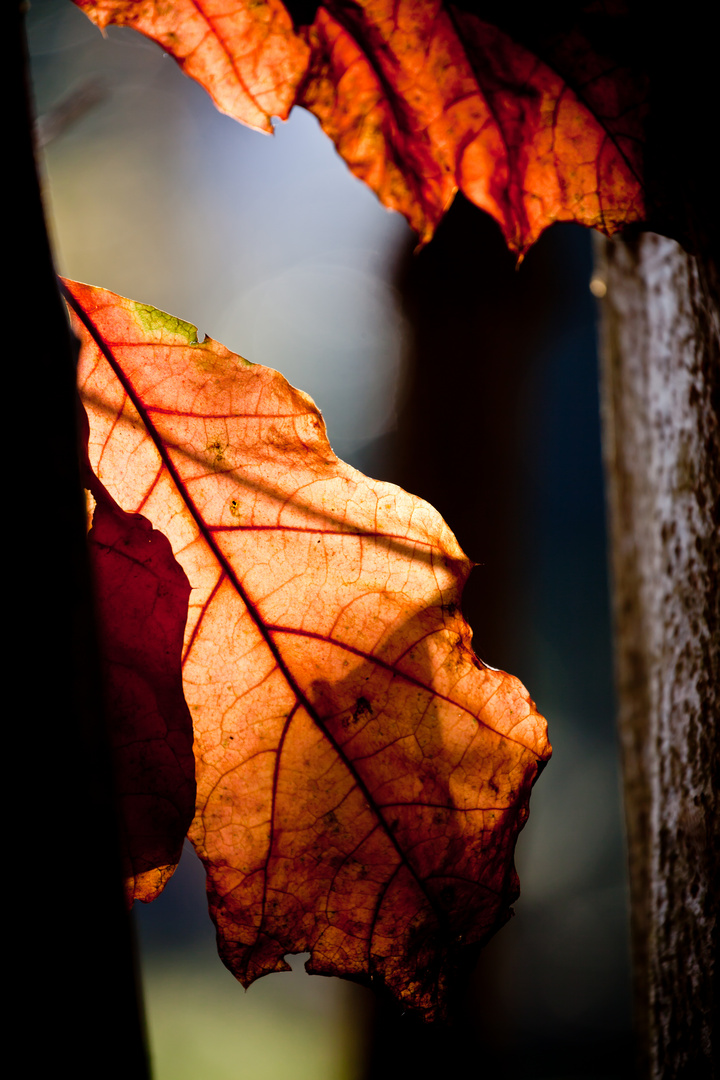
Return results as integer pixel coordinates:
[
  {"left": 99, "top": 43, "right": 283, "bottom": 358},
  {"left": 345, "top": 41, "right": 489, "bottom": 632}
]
[
  {"left": 74, "top": 0, "right": 646, "bottom": 251},
  {"left": 73, "top": 0, "right": 310, "bottom": 132},
  {"left": 298, "top": 0, "right": 646, "bottom": 250},
  {"left": 79, "top": 405, "right": 196, "bottom": 904},
  {"left": 65, "top": 278, "right": 550, "bottom": 1018}
]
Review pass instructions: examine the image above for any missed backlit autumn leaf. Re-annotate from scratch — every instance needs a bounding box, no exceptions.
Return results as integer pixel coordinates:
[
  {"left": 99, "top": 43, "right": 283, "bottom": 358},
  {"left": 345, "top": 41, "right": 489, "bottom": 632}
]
[
  {"left": 79, "top": 407, "right": 196, "bottom": 903},
  {"left": 299, "top": 0, "right": 644, "bottom": 249},
  {"left": 65, "top": 279, "right": 550, "bottom": 1017},
  {"left": 74, "top": 0, "right": 645, "bottom": 250},
  {"left": 73, "top": 0, "right": 310, "bottom": 132}
]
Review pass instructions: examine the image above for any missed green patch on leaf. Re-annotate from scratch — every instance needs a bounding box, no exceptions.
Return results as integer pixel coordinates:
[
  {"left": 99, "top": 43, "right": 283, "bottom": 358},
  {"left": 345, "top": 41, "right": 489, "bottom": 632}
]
[{"left": 133, "top": 301, "right": 199, "bottom": 344}]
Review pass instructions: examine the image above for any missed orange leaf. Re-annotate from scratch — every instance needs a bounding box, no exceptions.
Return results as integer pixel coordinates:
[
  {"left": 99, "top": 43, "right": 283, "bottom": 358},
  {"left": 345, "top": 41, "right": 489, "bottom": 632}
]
[
  {"left": 298, "top": 2, "right": 460, "bottom": 244},
  {"left": 74, "top": 0, "right": 645, "bottom": 249},
  {"left": 299, "top": 1, "right": 645, "bottom": 250},
  {"left": 73, "top": 0, "right": 310, "bottom": 132},
  {"left": 66, "top": 279, "right": 550, "bottom": 1017}
]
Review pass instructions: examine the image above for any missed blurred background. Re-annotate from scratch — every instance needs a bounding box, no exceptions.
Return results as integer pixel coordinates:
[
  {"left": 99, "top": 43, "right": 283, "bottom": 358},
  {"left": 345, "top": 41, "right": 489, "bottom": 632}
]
[{"left": 27, "top": 2, "right": 633, "bottom": 1077}]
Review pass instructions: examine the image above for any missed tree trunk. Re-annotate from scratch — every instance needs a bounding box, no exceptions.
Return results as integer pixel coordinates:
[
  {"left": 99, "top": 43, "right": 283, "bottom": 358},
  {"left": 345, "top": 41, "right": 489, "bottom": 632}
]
[{"left": 599, "top": 232, "right": 719, "bottom": 1079}]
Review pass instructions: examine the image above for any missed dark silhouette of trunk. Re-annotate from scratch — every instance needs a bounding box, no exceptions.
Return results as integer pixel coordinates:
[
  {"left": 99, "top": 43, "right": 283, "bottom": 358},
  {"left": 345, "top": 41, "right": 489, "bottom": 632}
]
[
  {"left": 15, "top": 5, "right": 151, "bottom": 1076},
  {"left": 360, "top": 198, "right": 629, "bottom": 1080},
  {"left": 360, "top": 201, "right": 553, "bottom": 1080}
]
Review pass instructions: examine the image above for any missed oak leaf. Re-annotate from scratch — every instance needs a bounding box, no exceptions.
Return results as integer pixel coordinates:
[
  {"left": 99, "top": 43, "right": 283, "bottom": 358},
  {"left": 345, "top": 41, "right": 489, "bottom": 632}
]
[
  {"left": 65, "top": 279, "right": 550, "bottom": 1017},
  {"left": 74, "top": 0, "right": 645, "bottom": 250}
]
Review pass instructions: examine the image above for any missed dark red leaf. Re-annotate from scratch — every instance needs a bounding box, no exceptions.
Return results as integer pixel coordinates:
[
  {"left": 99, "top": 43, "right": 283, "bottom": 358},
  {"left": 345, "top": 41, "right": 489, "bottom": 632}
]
[{"left": 86, "top": 463, "right": 195, "bottom": 904}]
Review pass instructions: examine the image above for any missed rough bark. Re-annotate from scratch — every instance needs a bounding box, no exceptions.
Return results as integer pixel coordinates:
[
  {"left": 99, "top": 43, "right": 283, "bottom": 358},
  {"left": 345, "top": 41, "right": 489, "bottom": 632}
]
[{"left": 599, "top": 232, "right": 719, "bottom": 1079}]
